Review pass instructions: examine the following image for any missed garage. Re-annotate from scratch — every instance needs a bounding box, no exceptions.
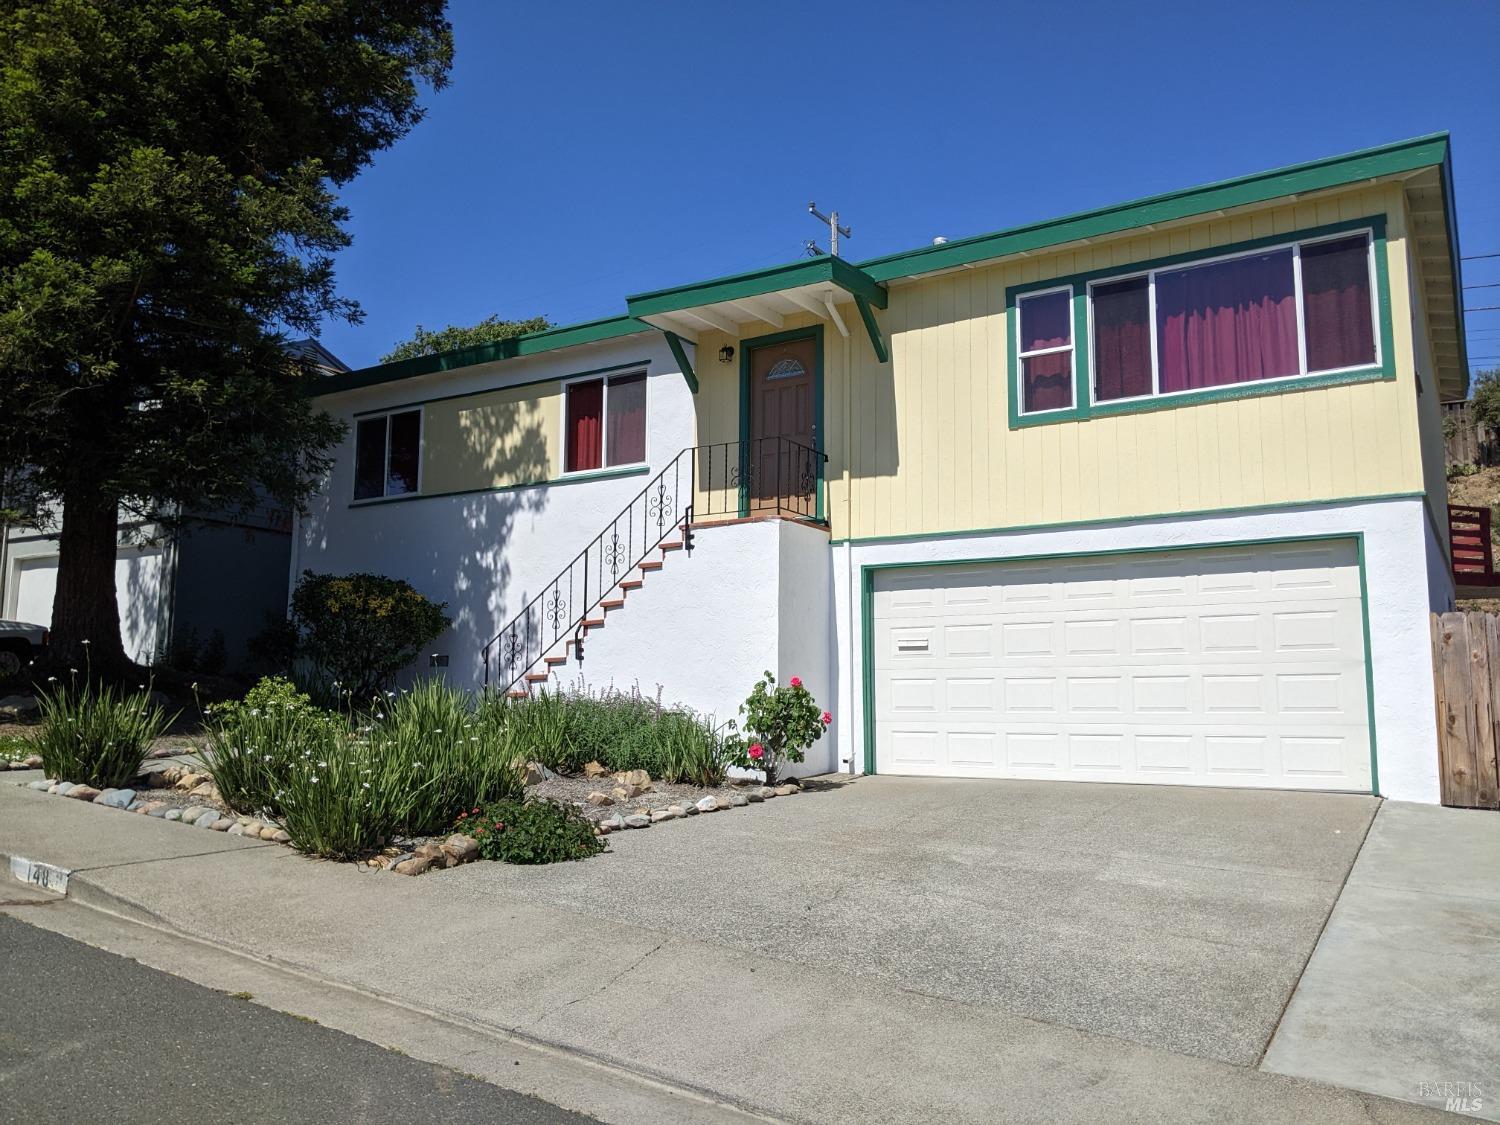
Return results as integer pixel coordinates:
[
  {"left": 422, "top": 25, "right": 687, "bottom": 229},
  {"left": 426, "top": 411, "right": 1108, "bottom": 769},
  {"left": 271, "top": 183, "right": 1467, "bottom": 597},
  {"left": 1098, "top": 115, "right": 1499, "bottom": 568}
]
[
  {"left": 870, "top": 538, "right": 1373, "bottom": 791},
  {"left": 10, "top": 548, "right": 167, "bottom": 664}
]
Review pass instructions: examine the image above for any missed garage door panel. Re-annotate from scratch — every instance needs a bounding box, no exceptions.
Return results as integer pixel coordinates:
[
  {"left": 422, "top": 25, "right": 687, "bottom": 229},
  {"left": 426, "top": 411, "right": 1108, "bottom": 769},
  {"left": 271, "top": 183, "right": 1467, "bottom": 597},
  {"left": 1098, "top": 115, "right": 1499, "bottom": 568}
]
[{"left": 872, "top": 540, "right": 1371, "bottom": 792}]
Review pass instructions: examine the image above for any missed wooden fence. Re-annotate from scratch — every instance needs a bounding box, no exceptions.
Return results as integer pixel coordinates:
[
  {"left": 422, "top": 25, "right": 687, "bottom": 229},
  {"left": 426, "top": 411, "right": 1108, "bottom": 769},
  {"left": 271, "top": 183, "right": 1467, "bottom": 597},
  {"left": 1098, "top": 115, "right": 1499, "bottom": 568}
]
[
  {"left": 1442, "top": 400, "right": 1498, "bottom": 468},
  {"left": 1430, "top": 611, "right": 1500, "bottom": 808}
]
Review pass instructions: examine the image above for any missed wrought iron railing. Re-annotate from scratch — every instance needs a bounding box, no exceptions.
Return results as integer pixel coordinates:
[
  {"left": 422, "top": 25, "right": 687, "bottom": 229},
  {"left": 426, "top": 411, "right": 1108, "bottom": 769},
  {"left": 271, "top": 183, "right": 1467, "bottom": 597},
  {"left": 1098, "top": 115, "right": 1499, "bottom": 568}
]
[{"left": 481, "top": 437, "right": 827, "bottom": 693}]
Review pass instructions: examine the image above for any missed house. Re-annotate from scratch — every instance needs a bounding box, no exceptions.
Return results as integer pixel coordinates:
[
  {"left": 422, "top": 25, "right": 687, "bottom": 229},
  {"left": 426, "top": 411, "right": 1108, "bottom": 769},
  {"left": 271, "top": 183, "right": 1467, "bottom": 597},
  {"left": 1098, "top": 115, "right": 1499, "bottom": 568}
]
[
  {"left": 0, "top": 339, "right": 349, "bottom": 673},
  {"left": 298, "top": 133, "right": 1467, "bottom": 804}
]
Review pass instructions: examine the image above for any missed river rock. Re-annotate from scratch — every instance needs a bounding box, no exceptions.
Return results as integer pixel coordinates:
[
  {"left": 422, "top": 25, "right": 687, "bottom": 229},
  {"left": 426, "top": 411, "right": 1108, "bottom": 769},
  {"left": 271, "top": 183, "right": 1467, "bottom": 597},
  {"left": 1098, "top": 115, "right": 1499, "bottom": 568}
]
[
  {"left": 623, "top": 813, "right": 651, "bottom": 829},
  {"left": 96, "top": 788, "right": 136, "bottom": 809},
  {"left": 695, "top": 796, "right": 718, "bottom": 813}
]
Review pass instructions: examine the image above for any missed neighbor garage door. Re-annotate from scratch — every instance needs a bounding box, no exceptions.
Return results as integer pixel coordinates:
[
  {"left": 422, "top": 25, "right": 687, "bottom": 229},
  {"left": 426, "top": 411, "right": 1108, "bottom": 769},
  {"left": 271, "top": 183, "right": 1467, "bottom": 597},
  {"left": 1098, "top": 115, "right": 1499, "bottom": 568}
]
[{"left": 870, "top": 539, "right": 1372, "bottom": 791}]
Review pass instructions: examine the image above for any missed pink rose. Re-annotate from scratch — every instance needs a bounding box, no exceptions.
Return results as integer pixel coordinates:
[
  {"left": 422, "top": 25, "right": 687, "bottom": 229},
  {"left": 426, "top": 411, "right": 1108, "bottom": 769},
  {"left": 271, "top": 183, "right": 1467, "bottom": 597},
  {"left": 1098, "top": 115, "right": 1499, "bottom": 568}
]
[
  {"left": 748, "top": 743, "right": 764, "bottom": 760},
  {"left": 821, "top": 711, "right": 832, "bottom": 725},
  {"left": 789, "top": 676, "right": 802, "bottom": 688}
]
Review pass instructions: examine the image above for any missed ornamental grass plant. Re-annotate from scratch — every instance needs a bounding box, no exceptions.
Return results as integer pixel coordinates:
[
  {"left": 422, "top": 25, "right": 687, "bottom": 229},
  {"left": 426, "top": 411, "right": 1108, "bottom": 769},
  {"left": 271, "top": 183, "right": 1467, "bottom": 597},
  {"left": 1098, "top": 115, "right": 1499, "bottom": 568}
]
[{"left": 34, "top": 672, "right": 172, "bottom": 789}]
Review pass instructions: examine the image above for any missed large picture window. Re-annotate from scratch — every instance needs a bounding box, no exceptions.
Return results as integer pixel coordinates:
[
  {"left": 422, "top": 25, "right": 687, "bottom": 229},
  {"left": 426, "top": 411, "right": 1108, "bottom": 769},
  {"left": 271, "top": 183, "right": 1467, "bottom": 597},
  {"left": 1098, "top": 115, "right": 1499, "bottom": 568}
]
[
  {"left": 565, "top": 371, "right": 647, "bottom": 472},
  {"left": 353, "top": 409, "right": 421, "bottom": 501},
  {"left": 1088, "top": 230, "right": 1378, "bottom": 405}
]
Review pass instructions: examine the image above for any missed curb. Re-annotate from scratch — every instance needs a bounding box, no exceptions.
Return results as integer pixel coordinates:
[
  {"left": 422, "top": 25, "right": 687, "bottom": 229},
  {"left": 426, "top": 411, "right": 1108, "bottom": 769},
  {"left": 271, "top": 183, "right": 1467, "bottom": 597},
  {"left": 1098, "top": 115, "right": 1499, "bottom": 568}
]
[{"left": 1, "top": 845, "right": 787, "bottom": 1125}]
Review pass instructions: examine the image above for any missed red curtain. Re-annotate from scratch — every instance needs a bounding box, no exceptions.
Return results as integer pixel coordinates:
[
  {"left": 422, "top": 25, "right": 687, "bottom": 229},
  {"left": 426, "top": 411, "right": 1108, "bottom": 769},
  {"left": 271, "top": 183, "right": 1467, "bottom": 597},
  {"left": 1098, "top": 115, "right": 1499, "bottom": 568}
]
[
  {"left": 567, "top": 380, "right": 603, "bottom": 472},
  {"left": 1302, "top": 235, "right": 1376, "bottom": 372},
  {"left": 1092, "top": 276, "right": 1152, "bottom": 401},
  {"left": 1155, "top": 249, "right": 1299, "bottom": 392}
]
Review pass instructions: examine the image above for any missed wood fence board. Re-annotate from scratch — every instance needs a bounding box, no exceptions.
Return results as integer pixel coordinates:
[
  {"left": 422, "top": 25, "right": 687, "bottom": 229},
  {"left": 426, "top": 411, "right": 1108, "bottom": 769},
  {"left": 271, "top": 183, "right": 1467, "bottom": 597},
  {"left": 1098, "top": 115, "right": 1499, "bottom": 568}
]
[{"left": 1431, "top": 610, "right": 1500, "bottom": 809}]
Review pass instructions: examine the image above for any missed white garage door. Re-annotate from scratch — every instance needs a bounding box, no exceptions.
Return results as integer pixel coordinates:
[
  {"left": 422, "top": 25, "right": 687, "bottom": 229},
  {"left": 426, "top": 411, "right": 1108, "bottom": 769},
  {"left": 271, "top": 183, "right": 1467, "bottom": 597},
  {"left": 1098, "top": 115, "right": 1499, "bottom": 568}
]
[
  {"left": 871, "top": 539, "right": 1372, "bottom": 791},
  {"left": 12, "top": 549, "right": 166, "bottom": 664}
]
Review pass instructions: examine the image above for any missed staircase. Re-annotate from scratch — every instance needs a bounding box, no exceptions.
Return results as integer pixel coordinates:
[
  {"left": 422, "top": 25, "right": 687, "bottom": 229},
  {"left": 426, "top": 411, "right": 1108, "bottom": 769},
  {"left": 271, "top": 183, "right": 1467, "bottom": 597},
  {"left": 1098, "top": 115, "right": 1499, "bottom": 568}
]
[
  {"left": 1450, "top": 504, "right": 1499, "bottom": 588},
  {"left": 482, "top": 438, "right": 827, "bottom": 695}
]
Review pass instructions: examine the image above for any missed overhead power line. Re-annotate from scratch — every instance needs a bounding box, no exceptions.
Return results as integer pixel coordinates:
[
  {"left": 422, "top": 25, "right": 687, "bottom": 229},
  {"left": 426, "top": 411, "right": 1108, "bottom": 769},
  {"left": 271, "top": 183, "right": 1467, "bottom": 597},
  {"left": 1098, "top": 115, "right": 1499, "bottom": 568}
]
[{"left": 1464, "top": 252, "right": 1500, "bottom": 261}]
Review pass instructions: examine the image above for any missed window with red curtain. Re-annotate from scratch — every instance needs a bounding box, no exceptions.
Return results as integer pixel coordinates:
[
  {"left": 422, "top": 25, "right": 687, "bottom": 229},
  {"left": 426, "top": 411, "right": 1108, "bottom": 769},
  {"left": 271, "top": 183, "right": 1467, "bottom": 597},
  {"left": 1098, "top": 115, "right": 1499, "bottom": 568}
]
[
  {"left": 1154, "top": 249, "right": 1299, "bottom": 392},
  {"left": 566, "top": 379, "right": 603, "bottom": 472},
  {"left": 605, "top": 373, "right": 646, "bottom": 465},
  {"left": 1091, "top": 276, "right": 1152, "bottom": 401},
  {"left": 1017, "top": 288, "right": 1074, "bottom": 413},
  {"left": 1301, "top": 235, "right": 1376, "bottom": 372}
]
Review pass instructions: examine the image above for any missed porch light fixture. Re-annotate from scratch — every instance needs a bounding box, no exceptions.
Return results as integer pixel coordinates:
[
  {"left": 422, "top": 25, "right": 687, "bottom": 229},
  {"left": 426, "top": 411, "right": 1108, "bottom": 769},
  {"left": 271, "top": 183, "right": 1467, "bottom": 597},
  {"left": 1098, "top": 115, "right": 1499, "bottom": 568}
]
[{"left": 718, "top": 345, "right": 735, "bottom": 364}]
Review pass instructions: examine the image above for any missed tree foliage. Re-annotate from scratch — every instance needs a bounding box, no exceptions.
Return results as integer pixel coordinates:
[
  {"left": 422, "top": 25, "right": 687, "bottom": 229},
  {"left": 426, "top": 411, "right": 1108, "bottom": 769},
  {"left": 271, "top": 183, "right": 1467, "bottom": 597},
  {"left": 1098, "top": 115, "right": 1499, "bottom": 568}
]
[
  {"left": 0, "top": 1, "right": 453, "bottom": 673},
  {"left": 381, "top": 314, "right": 552, "bottom": 363},
  {"left": 1470, "top": 369, "right": 1500, "bottom": 431}
]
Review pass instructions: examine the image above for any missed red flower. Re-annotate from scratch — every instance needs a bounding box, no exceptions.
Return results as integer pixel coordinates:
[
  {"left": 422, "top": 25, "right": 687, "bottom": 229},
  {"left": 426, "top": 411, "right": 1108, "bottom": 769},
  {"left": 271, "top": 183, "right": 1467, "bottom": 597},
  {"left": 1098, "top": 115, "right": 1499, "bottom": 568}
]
[
  {"left": 821, "top": 711, "right": 832, "bottom": 725},
  {"left": 789, "top": 676, "right": 802, "bottom": 688},
  {"left": 748, "top": 743, "right": 765, "bottom": 760}
]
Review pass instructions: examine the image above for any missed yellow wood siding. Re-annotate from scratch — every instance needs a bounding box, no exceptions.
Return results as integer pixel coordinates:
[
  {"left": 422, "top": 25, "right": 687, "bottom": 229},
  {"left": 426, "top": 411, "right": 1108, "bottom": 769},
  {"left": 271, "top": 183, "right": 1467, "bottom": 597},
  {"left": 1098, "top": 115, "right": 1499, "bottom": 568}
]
[
  {"left": 694, "top": 183, "right": 1428, "bottom": 541},
  {"left": 420, "top": 381, "right": 562, "bottom": 495}
]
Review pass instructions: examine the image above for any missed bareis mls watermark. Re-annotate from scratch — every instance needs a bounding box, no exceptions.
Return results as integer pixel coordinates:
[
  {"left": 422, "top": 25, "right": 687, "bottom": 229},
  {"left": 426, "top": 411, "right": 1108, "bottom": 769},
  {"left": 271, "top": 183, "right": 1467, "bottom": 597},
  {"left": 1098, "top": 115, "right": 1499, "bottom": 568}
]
[{"left": 1414, "top": 1081, "right": 1485, "bottom": 1114}]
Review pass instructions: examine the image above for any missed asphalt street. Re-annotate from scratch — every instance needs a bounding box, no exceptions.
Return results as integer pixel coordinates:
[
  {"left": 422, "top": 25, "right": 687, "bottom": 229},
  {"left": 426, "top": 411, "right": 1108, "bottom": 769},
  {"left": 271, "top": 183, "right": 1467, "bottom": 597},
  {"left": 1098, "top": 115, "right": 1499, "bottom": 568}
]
[{"left": 0, "top": 912, "right": 598, "bottom": 1125}]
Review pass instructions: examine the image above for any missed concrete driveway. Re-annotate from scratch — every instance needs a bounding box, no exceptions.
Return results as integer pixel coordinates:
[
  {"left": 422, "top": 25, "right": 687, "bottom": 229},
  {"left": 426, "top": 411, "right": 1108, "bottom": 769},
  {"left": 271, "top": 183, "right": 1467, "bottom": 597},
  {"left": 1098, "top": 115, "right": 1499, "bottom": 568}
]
[{"left": 461, "top": 775, "right": 1378, "bottom": 1067}]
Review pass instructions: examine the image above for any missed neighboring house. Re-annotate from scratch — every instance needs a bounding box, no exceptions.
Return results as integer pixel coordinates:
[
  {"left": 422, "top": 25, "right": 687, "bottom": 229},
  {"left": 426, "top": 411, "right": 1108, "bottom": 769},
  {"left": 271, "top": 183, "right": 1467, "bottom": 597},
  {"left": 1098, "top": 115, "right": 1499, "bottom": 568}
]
[
  {"left": 0, "top": 339, "right": 348, "bottom": 672},
  {"left": 299, "top": 133, "right": 1467, "bottom": 804}
]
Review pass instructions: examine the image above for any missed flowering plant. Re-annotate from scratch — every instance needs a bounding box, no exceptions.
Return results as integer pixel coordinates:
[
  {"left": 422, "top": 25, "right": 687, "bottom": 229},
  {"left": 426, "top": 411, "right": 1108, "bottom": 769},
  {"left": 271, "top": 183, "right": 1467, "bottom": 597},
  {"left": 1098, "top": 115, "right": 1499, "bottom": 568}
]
[{"left": 725, "top": 671, "right": 829, "bottom": 785}]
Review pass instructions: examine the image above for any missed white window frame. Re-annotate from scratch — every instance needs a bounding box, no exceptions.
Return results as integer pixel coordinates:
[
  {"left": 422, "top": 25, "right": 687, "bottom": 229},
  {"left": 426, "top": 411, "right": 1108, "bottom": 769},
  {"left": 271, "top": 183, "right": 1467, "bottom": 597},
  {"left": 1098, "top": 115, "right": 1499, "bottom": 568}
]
[
  {"left": 352, "top": 407, "right": 424, "bottom": 503},
  {"left": 1085, "top": 227, "right": 1380, "bottom": 408},
  {"left": 561, "top": 368, "right": 649, "bottom": 475},
  {"left": 1015, "top": 285, "right": 1077, "bottom": 416}
]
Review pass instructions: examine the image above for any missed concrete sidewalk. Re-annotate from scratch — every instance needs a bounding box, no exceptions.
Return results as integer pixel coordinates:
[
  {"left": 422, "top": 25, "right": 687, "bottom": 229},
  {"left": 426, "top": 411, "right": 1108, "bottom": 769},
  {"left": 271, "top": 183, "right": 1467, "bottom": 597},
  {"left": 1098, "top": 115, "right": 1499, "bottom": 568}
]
[
  {"left": 0, "top": 778, "right": 1461, "bottom": 1124},
  {"left": 1264, "top": 801, "right": 1500, "bottom": 1119}
]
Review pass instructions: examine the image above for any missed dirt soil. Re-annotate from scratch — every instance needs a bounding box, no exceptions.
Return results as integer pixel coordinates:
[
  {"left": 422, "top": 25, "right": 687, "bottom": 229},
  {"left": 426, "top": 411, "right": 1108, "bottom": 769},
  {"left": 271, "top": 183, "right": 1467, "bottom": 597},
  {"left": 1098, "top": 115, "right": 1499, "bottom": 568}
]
[{"left": 1446, "top": 464, "right": 1500, "bottom": 517}]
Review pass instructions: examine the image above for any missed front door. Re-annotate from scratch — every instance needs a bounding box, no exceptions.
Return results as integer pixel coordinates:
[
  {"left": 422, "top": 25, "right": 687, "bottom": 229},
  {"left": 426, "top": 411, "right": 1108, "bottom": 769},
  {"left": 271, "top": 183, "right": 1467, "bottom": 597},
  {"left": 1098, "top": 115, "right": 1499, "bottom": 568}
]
[{"left": 747, "top": 335, "right": 817, "bottom": 513}]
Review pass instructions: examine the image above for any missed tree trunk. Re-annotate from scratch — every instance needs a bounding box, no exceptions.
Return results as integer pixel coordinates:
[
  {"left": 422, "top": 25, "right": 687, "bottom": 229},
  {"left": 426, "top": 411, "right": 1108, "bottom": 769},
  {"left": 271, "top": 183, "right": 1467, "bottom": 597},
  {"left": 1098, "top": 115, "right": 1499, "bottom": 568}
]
[{"left": 46, "top": 484, "right": 131, "bottom": 680}]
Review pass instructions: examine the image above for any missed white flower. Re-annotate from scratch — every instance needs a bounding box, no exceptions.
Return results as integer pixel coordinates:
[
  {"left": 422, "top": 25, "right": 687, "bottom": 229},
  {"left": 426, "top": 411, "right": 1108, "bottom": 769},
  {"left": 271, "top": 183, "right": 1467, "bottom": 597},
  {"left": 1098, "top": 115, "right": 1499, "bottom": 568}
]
[
  {"left": 317, "top": 761, "right": 327, "bottom": 768},
  {"left": 81, "top": 639, "right": 91, "bottom": 646},
  {"left": 310, "top": 777, "right": 319, "bottom": 785},
  {"left": 361, "top": 782, "right": 370, "bottom": 789}
]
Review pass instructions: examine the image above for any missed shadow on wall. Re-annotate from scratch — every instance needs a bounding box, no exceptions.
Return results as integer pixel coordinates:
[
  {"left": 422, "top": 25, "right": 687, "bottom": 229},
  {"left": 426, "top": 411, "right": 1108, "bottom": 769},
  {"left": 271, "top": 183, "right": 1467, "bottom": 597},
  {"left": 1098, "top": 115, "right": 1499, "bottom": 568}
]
[
  {"left": 119, "top": 540, "right": 165, "bottom": 666},
  {"left": 309, "top": 406, "right": 554, "bottom": 685}
]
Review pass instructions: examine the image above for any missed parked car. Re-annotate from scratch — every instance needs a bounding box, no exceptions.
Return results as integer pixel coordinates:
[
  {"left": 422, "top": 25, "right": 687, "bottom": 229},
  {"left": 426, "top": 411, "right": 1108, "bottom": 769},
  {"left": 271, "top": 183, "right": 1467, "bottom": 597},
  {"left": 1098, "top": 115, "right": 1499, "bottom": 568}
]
[{"left": 0, "top": 620, "right": 47, "bottom": 679}]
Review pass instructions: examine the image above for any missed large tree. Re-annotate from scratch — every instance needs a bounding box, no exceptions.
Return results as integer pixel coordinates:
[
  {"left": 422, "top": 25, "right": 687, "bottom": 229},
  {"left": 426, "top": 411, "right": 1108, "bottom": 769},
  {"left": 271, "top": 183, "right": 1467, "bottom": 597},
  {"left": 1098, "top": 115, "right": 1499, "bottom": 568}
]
[
  {"left": 0, "top": 1, "right": 453, "bottom": 676},
  {"left": 381, "top": 314, "right": 552, "bottom": 363}
]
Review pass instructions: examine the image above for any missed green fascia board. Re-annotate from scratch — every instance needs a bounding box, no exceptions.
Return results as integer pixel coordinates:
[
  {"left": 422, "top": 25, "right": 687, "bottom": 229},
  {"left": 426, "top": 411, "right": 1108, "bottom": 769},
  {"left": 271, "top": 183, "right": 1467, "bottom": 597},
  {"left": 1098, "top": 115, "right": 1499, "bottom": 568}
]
[
  {"left": 857, "top": 132, "right": 1450, "bottom": 282},
  {"left": 662, "top": 330, "right": 699, "bottom": 393},
  {"left": 627, "top": 255, "right": 888, "bottom": 319},
  {"left": 316, "top": 315, "right": 654, "bottom": 397}
]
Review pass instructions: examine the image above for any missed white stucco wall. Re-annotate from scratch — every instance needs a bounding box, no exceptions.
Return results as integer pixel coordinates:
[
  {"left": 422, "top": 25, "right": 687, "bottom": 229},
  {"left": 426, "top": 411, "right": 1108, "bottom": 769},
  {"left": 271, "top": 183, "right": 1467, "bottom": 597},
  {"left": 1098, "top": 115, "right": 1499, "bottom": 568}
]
[
  {"left": 552, "top": 518, "right": 837, "bottom": 779},
  {"left": 832, "top": 496, "right": 1443, "bottom": 804},
  {"left": 295, "top": 332, "right": 697, "bottom": 690}
]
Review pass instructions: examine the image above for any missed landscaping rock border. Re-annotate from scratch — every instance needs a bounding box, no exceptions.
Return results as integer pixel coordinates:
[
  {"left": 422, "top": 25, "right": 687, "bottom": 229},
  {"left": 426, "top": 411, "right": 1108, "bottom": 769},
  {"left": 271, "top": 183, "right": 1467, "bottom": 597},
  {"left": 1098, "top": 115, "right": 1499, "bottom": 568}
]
[{"left": 592, "top": 780, "right": 803, "bottom": 835}]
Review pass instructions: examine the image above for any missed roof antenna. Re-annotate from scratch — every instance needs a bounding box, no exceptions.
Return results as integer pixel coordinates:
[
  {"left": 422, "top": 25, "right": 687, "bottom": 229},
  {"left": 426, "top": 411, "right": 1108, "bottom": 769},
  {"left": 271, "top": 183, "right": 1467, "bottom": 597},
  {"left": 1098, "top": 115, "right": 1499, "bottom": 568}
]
[{"left": 807, "top": 202, "right": 851, "bottom": 258}]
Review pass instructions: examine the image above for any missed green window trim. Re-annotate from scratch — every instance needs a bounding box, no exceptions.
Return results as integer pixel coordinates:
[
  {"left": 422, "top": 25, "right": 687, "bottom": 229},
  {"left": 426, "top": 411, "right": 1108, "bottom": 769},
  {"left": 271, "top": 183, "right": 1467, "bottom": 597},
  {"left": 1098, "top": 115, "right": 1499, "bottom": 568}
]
[
  {"left": 1005, "top": 215, "right": 1397, "bottom": 430},
  {"left": 346, "top": 463, "right": 650, "bottom": 509}
]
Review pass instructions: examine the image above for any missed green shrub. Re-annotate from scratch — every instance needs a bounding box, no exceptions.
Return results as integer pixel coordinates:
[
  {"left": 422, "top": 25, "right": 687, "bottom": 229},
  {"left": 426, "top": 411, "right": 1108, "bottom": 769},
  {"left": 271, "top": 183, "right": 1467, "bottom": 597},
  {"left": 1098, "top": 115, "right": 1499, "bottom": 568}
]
[
  {"left": 34, "top": 676, "right": 172, "bottom": 788},
  {"left": 275, "top": 732, "right": 420, "bottom": 859},
  {"left": 457, "top": 798, "right": 605, "bottom": 864},
  {"left": 0, "top": 732, "right": 35, "bottom": 760},
  {"left": 290, "top": 570, "right": 451, "bottom": 699},
  {"left": 203, "top": 676, "right": 345, "bottom": 817}
]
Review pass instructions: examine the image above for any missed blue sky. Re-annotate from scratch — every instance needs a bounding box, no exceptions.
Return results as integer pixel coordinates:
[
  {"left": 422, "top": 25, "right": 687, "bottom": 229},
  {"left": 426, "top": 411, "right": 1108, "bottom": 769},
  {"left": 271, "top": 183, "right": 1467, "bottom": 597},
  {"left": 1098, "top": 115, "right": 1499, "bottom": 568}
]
[{"left": 319, "top": 0, "right": 1500, "bottom": 373}]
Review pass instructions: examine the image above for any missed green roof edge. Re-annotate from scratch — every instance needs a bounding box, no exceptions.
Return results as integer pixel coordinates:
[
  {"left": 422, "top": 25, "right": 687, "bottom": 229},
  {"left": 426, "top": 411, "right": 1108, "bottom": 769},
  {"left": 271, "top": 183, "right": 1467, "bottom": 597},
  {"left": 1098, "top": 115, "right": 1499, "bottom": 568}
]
[
  {"left": 316, "top": 314, "right": 652, "bottom": 396},
  {"left": 856, "top": 131, "right": 1451, "bottom": 281}
]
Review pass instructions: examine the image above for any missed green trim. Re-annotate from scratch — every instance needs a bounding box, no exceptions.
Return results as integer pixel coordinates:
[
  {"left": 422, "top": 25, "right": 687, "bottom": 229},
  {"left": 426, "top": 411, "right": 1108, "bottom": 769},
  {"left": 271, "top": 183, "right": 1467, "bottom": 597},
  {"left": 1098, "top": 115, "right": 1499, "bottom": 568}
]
[
  {"left": 318, "top": 315, "right": 653, "bottom": 397},
  {"left": 1439, "top": 151, "right": 1471, "bottom": 398},
  {"left": 350, "top": 359, "right": 650, "bottom": 419},
  {"left": 858, "top": 132, "right": 1448, "bottom": 282},
  {"left": 860, "top": 566, "right": 877, "bottom": 775},
  {"left": 1006, "top": 216, "right": 1397, "bottom": 430},
  {"left": 662, "top": 331, "right": 699, "bottom": 393},
  {"left": 854, "top": 295, "right": 889, "bottom": 363},
  {"left": 346, "top": 463, "right": 650, "bottom": 509},
  {"left": 737, "top": 325, "right": 826, "bottom": 519},
  {"left": 859, "top": 532, "right": 1378, "bottom": 795},
  {"left": 827, "top": 490, "right": 1425, "bottom": 547},
  {"left": 1355, "top": 534, "right": 1381, "bottom": 795},
  {"left": 627, "top": 255, "right": 887, "bottom": 319}
]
